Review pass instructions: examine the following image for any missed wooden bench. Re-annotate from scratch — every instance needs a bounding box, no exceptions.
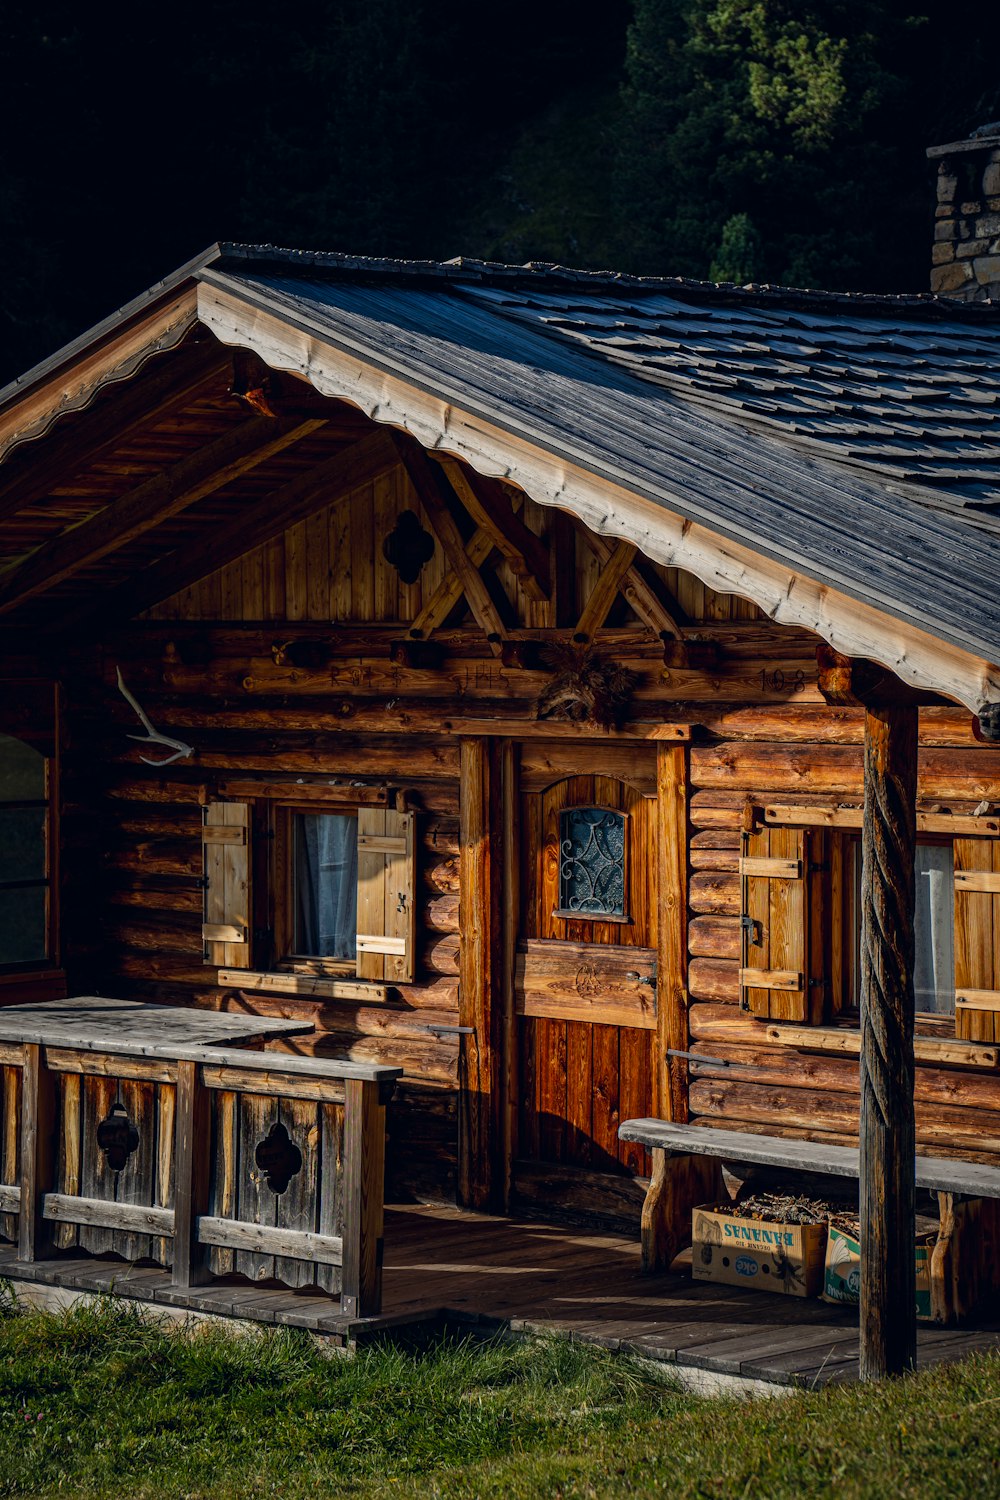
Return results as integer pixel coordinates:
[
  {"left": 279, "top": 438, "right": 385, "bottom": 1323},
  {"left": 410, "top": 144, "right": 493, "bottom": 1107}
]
[{"left": 618, "top": 1119, "right": 1000, "bottom": 1323}]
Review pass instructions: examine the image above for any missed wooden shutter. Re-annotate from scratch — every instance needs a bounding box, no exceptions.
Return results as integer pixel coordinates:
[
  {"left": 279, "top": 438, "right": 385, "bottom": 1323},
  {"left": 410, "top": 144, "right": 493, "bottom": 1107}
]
[
  {"left": 356, "top": 808, "right": 416, "bottom": 983},
  {"left": 954, "top": 837, "right": 1000, "bottom": 1042},
  {"left": 202, "top": 802, "right": 251, "bottom": 969},
  {"left": 740, "top": 825, "right": 809, "bottom": 1021}
]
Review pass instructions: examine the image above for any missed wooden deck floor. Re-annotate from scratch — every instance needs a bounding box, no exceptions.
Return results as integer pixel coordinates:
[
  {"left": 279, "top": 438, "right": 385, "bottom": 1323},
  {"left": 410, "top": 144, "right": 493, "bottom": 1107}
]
[{"left": 4, "top": 1204, "right": 1000, "bottom": 1389}]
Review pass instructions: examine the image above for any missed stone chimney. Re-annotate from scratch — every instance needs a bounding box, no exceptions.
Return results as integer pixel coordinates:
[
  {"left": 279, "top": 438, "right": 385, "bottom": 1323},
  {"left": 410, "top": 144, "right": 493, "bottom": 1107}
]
[{"left": 927, "top": 126, "right": 1000, "bottom": 299}]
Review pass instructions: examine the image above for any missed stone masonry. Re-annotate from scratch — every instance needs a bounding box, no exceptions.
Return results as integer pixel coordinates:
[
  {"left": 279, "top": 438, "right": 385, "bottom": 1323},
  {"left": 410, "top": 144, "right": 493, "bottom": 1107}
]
[{"left": 927, "top": 131, "right": 1000, "bottom": 300}]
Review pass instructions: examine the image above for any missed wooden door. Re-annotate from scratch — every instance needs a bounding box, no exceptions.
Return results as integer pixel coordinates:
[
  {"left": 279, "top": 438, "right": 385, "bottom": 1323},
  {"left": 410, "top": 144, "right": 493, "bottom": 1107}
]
[{"left": 514, "top": 774, "right": 656, "bottom": 1217}]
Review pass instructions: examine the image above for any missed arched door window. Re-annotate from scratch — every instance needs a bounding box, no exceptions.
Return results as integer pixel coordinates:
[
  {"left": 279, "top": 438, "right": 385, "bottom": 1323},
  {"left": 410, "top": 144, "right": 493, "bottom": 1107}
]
[
  {"left": 556, "top": 806, "right": 628, "bottom": 920},
  {"left": 0, "top": 734, "right": 51, "bottom": 967}
]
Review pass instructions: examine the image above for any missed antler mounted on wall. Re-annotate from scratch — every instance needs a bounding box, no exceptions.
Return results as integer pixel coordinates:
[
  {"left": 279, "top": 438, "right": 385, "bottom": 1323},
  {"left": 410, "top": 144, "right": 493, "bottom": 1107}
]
[{"left": 115, "top": 667, "right": 195, "bottom": 767}]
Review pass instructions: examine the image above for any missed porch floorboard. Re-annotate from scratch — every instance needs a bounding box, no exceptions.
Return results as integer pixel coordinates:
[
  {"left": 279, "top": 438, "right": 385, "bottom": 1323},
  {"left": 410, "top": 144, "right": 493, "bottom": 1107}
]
[{"left": 2, "top": 1203, "right": 999, "bottom": 1386}]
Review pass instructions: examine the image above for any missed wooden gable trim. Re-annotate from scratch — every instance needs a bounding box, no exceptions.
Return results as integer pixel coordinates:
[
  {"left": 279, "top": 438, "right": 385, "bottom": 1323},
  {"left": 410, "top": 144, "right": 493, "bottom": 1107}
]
[
  {"left": 195, "top": 279, "right": 1000, "bottom": 721},
  {"left": 0, "top": 288, "right": 199, "bottom": 466}
]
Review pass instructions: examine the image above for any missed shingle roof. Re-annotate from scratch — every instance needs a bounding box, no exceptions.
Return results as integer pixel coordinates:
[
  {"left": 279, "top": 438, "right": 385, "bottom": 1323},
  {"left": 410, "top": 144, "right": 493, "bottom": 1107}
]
[{"left": 197, "top": 254, "right": 1000, "bottom": 667}]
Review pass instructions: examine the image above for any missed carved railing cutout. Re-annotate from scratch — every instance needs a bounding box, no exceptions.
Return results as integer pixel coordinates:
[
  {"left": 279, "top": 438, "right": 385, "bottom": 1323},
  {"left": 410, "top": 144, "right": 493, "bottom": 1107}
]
[
  {"left": 254, "top": 1121, "right": 302, "bottom": 1195},
  {"left": 96, "top": 1103, "right": 140, "bottom": 1172}
]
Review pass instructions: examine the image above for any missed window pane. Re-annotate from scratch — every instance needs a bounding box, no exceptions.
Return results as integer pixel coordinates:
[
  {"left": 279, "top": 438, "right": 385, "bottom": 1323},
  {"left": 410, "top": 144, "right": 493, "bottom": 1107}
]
[
  {"left": 294, "top": 814, "right": 358, "bottom": 959},
  {"left": 0, "top": 734, "right": 45, "bottom": 801},
  {"left": 0, "top": 887, "right": 46, "bottom": 964},
  {"left": 0, "top": 806, "right": 46, "bottom": 883},
  {"left": 914, "top": 844, "right": 955, "bottom": 1015},
  {"left": 558, "top": 806, "right": 627, "bottom": 918}
]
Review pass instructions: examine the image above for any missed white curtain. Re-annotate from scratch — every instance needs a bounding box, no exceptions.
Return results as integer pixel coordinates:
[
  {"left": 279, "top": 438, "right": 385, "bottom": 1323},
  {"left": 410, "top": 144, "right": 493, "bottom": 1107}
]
[
  {"left": 913, "top": 843, "right": 954, "bottom": 1015},
  {"left": 295, "top": 814, "right": 358, "bottom": 958}
]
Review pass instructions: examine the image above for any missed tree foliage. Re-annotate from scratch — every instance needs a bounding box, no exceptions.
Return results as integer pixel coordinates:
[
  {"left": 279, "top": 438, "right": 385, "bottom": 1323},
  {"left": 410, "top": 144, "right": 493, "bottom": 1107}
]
[{"left": 0, "top": 1, "right": 997, "bottom": 384}]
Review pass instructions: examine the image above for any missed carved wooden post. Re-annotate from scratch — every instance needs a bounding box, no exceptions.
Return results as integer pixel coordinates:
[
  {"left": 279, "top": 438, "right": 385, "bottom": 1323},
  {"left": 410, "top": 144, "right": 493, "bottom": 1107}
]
[{"left": 860, "top": 705, "right": 918, "bottom": 1379}]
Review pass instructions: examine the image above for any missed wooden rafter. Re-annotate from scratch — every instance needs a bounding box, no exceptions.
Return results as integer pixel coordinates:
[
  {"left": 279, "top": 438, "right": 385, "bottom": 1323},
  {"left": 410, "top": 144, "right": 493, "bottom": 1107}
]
[
  {"left": 0, "top": 341, "right": 229, "bottom": 528},
  {"left": 408, "top": 491, "right": 529, "bottom": 640},
  {"left": 434, "top": 458, "right": 549, "bottom": 602},
  {"left": 581, "top": 530, "right": 684, "bottom": 640},
  {"left": 573, "top": 540, "right": 637, "bottom": 640},
  {"left": 0, "top": 414, "right": 327, "bottom": 616},
  {"left": 392, "top": 433, "right": 508, "bottom": 652},
  {"left": 66, "top": 427, "right": 401, "bottom": 626}
]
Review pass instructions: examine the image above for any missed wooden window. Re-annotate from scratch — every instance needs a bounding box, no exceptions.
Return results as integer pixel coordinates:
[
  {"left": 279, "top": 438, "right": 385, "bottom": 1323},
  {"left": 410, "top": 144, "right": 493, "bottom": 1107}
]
[
  {"left": 954, "top": 836, "right": 1000, "bottom": 1043},
  {"left": 202, "top": 793, "right": 416, "bottom": 985},
  {"left": 0, "top": 733, "right": 56, "bottom": 971},
  {"left": 739, "top": 825, "right": 811, "bottom": 1022}
]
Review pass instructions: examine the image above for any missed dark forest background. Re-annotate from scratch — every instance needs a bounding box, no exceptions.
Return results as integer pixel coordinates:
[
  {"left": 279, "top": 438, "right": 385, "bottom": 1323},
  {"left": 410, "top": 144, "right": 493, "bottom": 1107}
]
[{"left": 1, "top": 1, "right": 998, "bottom": 383}]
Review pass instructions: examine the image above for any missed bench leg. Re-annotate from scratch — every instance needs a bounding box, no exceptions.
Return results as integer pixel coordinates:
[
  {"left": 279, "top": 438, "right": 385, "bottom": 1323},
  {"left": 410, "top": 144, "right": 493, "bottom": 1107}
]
[{"left": 640, "top": 1150, "right": 720, "bottom": 1275}]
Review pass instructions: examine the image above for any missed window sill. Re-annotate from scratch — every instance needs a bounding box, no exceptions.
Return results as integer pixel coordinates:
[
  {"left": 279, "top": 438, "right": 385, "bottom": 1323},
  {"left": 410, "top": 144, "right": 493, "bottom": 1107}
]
[
  {"left": 762, "top": 1022, "right": 997, "bottom": 1070},
  {"left": 217, "top": 968, "right": 389, "bottom": 1004}
]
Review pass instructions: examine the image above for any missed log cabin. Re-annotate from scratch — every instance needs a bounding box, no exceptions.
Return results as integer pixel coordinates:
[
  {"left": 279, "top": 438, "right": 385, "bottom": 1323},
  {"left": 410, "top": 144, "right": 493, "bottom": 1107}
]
[{"left": 1, "top": 172, "right": 1000, "bottom": 1372}]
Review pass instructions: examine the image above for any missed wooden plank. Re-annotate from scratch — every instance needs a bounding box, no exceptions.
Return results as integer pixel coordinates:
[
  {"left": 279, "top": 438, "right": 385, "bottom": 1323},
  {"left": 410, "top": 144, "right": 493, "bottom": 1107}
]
[
  {"left": 41, "top": 1194, "right": 174, "bottom": 1236},
  {"left": 172, "top": 1058, "right": 212, "bottom": 1289},
  {"left": 340, "top": 1077, "right": 386, "bottom": 1318},
  {"left": 0, "top": 415, "right": 324, "bottom": 615},
  {"left": 356, "top": 807, "right": 387, "bottom": 982},
  {"left": 382, "top": 810, "right": 416, "bottom": 985},
  {"left": 738, "top": 968, "right": 803, "bottom": 991},
  {"left": 18, "top": 1043, "right": 56, "bottom": 1262},
  {"left": 273, "top": 1097, "right": 321, "bottom": 1286},
  {"left": 955, "top": 837, "right": 997, "bottom": 1045},
  {"left": 220, "top": 969, "right": 388, "bottom": 1002},
  {"left": 196, "top": 1215, "right": 342, "bottom": 1266},
  {"left": 955, "top": 872, "right": 1000, "bottom": 893},
  {"left": 739, "top": 857, "right": 803, "bottom": 879},
  {"left": 458, "top": 738, "right": 503, "bottom": 1211},
  {"left": 0, "top": 1184, "right": 20, "bottom": 1213},
  {"left": 500, "top": 739, "right": 519, "bottom": 1211},
  {"left": 53, "top": 1071, "right": 80, "bottom": 1251},
  {"left": 0, "top": 1064, "right": 21, "bottom": 1240},
  {"left": 515, "top": 940, "right": 657, "bottom": 1030},
  {"left": 207, "top": 1089, "right": 236, "bottom": 1277},
  {"left": 956, "top": 990, "right": 1000, "bottom": 1011},
  {"left": 203, "top": 803, "right": 251, "bottom": 969},
  {"left": 42, "top": 1049, "right": 177, "bottom": 1083},
  {"left": 200, "top": 1066, "right": 346, "bottom": 1104},
  {"left": 234, "top": 1091, "right": 279, "bottom": 1281}
]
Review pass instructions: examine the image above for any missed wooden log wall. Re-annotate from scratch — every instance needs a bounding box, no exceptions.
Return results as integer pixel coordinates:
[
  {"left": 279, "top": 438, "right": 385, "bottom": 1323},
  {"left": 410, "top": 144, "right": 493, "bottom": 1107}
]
[{"left": 686, "top": 726, "right": 1000, "bottom": 1168}]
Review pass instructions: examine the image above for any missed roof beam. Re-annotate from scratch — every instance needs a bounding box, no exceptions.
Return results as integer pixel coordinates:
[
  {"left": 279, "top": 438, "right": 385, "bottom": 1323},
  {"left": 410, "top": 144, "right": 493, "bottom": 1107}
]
[
  {"left": 0, "top": 340, "right": 229, "bottom": 527},
  {"left": 0, "top": 414, "right": 326, "bottom": 616},
  {"left": 64, "top": 427, "right": 401, "bottom": 626},
  {"left": 572, "top": 540, "right": 637, "bottom": 640},
  {"left": 433, "top": 457, "right": 549, "bottom": 602},
  {"left": 392, "top": 433, "right": 509, "bottom": 651},
  {"left": 581, "top": 529, "right": 684, "bottom": 640}
]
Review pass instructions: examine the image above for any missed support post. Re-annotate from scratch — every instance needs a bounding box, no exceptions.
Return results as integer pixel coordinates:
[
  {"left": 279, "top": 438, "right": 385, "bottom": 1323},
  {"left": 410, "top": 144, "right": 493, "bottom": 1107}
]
[
  {"left": 341, "top": 1077, "right": 386, "bottom": 1318},
  {"left": 171, "top": 1059, "right": 212, "bottom": 1288},
  {"left": 18, "top": 1043, "right": 56, "bottom": 1262},
  {"left": 499, "top": 739, "right": 519, "bottom": 1212},
  {"left": 860, "top": 704, "right": 918, "bottom": 1379},
  {"left": 458, "top": 736, "right": 503, "bottom": 1210}
]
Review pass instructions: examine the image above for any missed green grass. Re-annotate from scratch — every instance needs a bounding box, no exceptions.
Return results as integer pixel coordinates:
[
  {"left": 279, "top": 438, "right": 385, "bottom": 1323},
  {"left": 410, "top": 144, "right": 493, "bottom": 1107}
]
[{"left": 0, "top": 1285, "right": 999, "bottom": 1498}]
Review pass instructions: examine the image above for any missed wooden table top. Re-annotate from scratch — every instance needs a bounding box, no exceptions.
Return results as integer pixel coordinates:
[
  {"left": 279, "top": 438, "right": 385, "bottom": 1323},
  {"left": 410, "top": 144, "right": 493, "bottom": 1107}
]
[{"left": 0, "top": 995, "right": 313, "bottom": 1053}]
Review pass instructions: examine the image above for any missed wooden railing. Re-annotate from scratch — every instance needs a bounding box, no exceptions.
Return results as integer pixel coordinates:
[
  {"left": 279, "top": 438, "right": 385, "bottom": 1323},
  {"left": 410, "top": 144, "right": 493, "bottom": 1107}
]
[{"left": 0, "top": 1038, "right": 400, "bottom": 1319}]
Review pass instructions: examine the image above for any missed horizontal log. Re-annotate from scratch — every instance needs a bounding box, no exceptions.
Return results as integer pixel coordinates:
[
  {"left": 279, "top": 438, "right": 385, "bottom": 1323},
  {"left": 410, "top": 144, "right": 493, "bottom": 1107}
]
[
  {"left": 273, "top": 1030, "right": 459, "bottom": 1084},
  {"left": 690, "top": 830, "right": 740, "bottom": 850},
  {"left": 692, "top": 1042, "right": 1000, "bottom": 1108},
  {"left": 686, "top": 1114, "right": 1000, "bottom": 1167},
  {"left": 42, "top": 1194, "right": 174, "bottom": 1236},
  {"left": 691, "top": 741, "right": 1000, "bottom": 801},
  {"left": 688, "top": 958, "right": 740, "bottom": 1003},
  {"left": 761, "top": 1024, "right": 998, "bottom": 1071},
  {"left": 689, "top": 1077, "right": 1000, "bottom": 1154},
  {"left": 688, "top": 916, "right": 740, "bottom": 960},
  {"left": 765, "top": 804, "right": 1000, "bottom": 836},
  {"left": 196, "top": 1215, "right": 343, "bottom": 1266},
  {"left": 688, "top": 872, "right": 739, "bottom": 915},
  {"left": 689, "top": 847, "right": 738, "bottom": 873},
  {"left": 519, "top": 742, "right": 657, "bottom": 796}
]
